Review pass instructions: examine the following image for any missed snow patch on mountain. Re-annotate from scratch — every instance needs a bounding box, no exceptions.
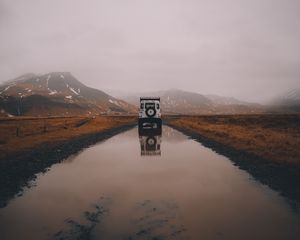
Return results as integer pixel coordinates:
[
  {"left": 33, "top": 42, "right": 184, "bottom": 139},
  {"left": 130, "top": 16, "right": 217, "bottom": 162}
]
[
  {"left": 109, "top": 99, "right": 121, "bottom": 106},
  {"left": 49, "top": 89, "right": 58, "bottom": 95},
  {"left": 69, "top": 87, "right": 79, "bottom": 95},
  {"left": 0, "top": 86, "right": 11, "bottom": 95},
  {"left": 46, "top": 75, "right": 51, "bottom": 88}
]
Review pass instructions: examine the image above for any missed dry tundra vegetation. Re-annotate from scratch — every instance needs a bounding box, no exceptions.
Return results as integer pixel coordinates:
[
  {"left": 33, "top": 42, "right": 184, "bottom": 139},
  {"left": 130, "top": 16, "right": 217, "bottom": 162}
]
[
  {"left": 0, "top": 115, "right": 136, "bottom": 159},
  {"left": 166, "top": 114, "right": 300, "bottom": 165},
  {"left": 1, "top": 114, "right": 300, "bottom": 166}
]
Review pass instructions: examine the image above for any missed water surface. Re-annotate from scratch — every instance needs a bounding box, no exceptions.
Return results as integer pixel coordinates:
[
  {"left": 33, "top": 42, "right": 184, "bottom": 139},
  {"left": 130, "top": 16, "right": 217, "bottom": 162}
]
[{"left": 0, "top": 126, "right": 300, "bottom": 240}]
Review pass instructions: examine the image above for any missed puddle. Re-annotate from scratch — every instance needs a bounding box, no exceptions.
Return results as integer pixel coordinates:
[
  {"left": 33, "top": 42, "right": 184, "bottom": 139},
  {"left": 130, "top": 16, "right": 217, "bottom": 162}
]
[{"left": 0, "top": 126, "right": 300, "bottom": 240}]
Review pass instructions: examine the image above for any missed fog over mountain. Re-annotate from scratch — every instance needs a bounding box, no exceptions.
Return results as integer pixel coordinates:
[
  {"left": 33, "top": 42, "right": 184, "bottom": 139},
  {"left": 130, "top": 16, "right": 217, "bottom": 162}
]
[
  {"left": 1, "top": 0, "right": 300, "bottom": 103},
  {"left": 270, "top": 88, "right": 300, "bottom": 112}
]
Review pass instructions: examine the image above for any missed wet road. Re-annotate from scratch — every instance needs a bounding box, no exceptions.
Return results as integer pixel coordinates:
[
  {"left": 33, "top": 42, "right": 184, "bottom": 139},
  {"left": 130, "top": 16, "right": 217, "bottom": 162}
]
[{"left": 0, "top": 126, "right": 300, "bottom": 240}]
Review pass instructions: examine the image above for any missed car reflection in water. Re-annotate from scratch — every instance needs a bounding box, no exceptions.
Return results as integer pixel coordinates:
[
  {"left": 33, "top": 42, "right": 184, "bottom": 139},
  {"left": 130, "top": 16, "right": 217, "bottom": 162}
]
[{"left": 139, "top": 128, "right": 162, "bottom": 156}]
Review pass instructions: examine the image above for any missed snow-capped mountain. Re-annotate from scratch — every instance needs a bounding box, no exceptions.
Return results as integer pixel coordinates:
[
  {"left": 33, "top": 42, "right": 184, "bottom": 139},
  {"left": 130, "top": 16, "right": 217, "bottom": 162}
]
[
  {"left": 0, "top": 72, "right": 136, "bottom": 117},
  {"left": 121, "top": 89, "right": 264, "bottom": 114}
]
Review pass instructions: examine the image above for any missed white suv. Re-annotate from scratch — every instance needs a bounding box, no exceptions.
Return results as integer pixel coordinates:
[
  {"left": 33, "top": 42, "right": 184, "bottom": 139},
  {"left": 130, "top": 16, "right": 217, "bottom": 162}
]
[{"left": 138, "top": 97, "right": 162, "bottom": 131}]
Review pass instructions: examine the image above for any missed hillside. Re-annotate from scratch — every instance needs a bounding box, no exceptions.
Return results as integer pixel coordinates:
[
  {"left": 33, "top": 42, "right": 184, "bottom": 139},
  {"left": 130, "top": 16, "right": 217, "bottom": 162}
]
[{"left": 0, "top": 72, "right": 136, "bottom": 117}]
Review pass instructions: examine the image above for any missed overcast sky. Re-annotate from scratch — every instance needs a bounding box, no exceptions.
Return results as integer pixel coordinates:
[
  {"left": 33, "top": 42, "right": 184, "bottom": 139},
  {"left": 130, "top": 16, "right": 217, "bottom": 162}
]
[{"left": 0, "top": 0, "right": 299, "bottom": 102}]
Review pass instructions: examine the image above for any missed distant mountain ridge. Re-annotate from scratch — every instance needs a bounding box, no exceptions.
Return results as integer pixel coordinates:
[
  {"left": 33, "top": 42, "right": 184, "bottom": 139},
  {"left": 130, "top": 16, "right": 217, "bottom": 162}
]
[
  {"left": 120, "top": 89, "right": 265, "bottom": 114},
  {"left": 1, "top": 73, "right": 298, "bottom": 117},
  {"left": 0, "top": 72, "right": 136, "bottom": 117},
  {"left": 271, "top": 88, "right": 300, "bottom": 112}
]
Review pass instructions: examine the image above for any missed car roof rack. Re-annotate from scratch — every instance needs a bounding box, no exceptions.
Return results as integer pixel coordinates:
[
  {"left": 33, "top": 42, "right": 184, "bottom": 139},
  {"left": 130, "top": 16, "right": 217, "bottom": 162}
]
[{"left": 140, "top": 97, "right": 160, "bottom": 100}]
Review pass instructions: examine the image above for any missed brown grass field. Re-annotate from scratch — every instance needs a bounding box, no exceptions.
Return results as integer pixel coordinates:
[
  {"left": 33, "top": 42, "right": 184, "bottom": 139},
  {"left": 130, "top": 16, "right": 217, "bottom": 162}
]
[
  {"left": 166, "top": 114, "right": 300, "bottom": 165},
  {"left": 1, "top": 114, "right": 300, "bottom": 165},
  {"left": 0, "top": 115, "right": 136, "bottom": 159}
]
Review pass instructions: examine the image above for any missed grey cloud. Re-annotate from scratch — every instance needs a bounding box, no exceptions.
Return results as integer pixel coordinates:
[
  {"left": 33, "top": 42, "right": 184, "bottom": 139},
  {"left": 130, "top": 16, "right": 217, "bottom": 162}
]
[{"left": 0, "top": 0, "right": 299, "bottom": 102}]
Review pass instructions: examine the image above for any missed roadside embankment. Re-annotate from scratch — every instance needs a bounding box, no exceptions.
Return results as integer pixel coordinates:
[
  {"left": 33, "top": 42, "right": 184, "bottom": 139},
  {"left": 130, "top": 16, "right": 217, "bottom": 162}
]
[
  {"left": 165, "top": 114, "right": 300, "bottom": 165},
  {"left": 0, "top": 115, "right": 137, "bottom": 160}
]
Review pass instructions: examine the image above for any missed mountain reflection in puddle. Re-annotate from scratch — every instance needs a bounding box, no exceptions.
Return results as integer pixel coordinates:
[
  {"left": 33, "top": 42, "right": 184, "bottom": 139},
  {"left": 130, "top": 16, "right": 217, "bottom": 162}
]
[{"left": 1, "top": 126, "right": 300, "bottom": 240}]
